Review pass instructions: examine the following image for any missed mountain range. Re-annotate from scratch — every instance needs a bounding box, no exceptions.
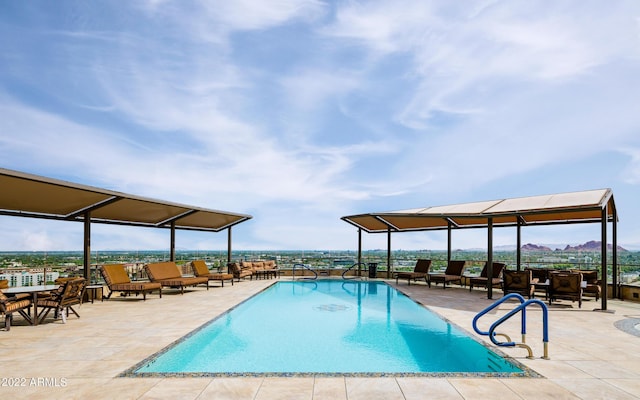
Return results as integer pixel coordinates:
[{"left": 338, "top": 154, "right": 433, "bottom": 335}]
[{"left": 521, "top": 240, "right": 627, "bottom": 252}]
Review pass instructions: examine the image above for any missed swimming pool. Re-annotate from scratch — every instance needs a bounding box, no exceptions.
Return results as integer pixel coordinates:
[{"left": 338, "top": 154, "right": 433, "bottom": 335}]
[{"left": 127, "top": 280, "right": 530, "bottom": 377}]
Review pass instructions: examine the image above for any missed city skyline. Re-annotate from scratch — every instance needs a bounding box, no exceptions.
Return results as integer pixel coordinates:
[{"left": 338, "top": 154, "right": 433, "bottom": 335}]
[{"left": 1, "top": 1, "right": 640, "bottom": 251}]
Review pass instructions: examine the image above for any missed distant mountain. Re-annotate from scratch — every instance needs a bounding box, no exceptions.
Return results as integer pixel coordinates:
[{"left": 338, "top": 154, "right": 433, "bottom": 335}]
[
  {"left": 521, "top": 243, "right": 552, "bottom": 251},
  {"left": 520, "top": 240, "right": 627, "bottom": 252},
  {"left": 563, "top": 240, "right": 627, "bottom": 252}
]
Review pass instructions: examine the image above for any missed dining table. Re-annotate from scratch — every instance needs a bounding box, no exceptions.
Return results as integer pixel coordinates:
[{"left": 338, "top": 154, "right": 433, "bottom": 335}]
[{"left": 3, "top": 284, "right": 59, "bottom": 326}]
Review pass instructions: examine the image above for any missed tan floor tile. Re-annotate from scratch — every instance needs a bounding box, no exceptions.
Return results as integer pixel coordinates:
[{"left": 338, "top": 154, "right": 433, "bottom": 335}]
[
  {"left": 500, "top": 377, "right": 580, "bottom": 400},
  {"left": 138, "top": 378, "right": 211, "bottom": 399},
  {"left": 448, "top": 378, "right": 520, "bottom": 400},
  {"left": 396, "top": 377, "right": 463, "bottom": 400},
  {"left": 345, "top": 377, "right": 404, "bottom": 400},
  {"left": 255, "top": 377, "right": 314, "bottom": 400},
  {"left": 606, "top": 379, "right": 640, "bottom": 398},
  {"left": 198, "top": 377, "right": 263, "bottom": 400},
  {"left": 313, "top": 377, "right": 347, "bottom": 400},
  {"left": 552, "top": 379, "right": 640, "bottom": 400}
]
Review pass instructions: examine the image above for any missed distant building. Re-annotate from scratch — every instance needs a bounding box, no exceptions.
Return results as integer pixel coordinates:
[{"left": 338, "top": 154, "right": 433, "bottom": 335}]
[{"left": 0, "top": 268, "right": 60, "bottom": 287}]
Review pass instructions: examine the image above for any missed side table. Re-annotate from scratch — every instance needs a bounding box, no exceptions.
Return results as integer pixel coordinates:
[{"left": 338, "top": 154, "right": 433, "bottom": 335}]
[{"left": 85, "top": 284, "right": 104, "bottom": 303}]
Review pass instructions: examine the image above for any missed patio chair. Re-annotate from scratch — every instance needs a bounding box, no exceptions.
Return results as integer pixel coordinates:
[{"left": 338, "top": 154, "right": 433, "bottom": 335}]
[
  {"left": 190, "top": 260, "right": 234, "bottom": 287},
  {"left": 100, "top": 264, "right": 162, "bottom": 301},
  {"left": 502, "top": 269, "right": 535, "bottom": 299},
  {"left": 144, "top": 261, "right": 209, "bottom": 294},
  {"left": 573, "top": 269, "right": 601, "bottom": 301},
  {"left": 0, "top": 289, "right": 33, "bottom": 331},
  {"left": 228, "top": 262, "right": 253, "bottom": 281},
  {"left": 395, "top": 259, "right": 432, "bottom": 286},
  {"left": 468, "top": 262, "right": 505, "bottom": 292},
  {"left": 548, "top": 271, "right": 583, "bottom": 308},
  {"left": 36, "top": 278, "right": 86, "bottom": 324},
  {"left": 430, "top": 260, "right": 466, "bottom": 289},
  {"left": 262, "top": 260, "right": 279, "bottom": 279}
]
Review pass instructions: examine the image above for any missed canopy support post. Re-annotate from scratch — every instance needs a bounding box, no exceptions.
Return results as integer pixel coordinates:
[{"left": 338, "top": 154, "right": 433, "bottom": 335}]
[
  {"left": 447, "top": 221, "right": 452, "bottom": 263},
  {"left": 516, "top": 218, "right": 522, "bottom": 271},
  {"left": 600, "top": 207, "right": 608, "bottom": 311},
  {"left": 387, "top": 227, "right": 392, "bottom": 279},
  {"left": 487, "top": 217, "right": 494, "bottom": 300},
  {"left": 170, "top": 221, "right": 176, "bottom": 262},
  {"left": 358, "top": 228, "right": 362, "bottom": 277},
  {"left": 227, "top": 227, "right": 232, "bottom": 263},
  {"left": 83, "top": 212, "right": 91, "bottom": 282},
  {"left": 613, "top": 207, "right": 618, "bottom": 299}
]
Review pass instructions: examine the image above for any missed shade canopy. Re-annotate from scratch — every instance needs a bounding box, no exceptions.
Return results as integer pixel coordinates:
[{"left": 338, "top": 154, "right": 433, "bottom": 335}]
[
  {"left": 342, "top": 189, "right": 616, "bottom": 233},
  {"left": 0, "top": 168, "right": 252, "bottom": 232}
]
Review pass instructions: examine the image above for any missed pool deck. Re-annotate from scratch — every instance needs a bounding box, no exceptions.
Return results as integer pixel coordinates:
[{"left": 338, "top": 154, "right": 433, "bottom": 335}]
[{"left": 1, "top": 277, "right": 639, "bottom": 399}]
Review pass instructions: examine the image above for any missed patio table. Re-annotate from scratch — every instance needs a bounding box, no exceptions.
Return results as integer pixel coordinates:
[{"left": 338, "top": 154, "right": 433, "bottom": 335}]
[{"left": 3, "top": 285, "right": 59, "bottom": 326}]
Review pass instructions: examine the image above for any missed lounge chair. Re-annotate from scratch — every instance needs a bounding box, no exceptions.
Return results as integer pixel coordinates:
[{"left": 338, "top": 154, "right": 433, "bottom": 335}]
[
  {"left": 0, "top": 289, "right": 33, "bottom": 330},
  {"left": 502, "top": 269, "right": 535, "bottom": 299},
  {"left": 190, "top": 260, "right": 234, "bottom": 287},
  {"left": 100, "top": 264, "right": 162, "bottom": 300},
  {"left": 548, "top": 271, "right": 583, "bottom": 308},
  {"left": 469, "top": 262, "right": 505, "bottom": 292},
  {"left": 228, "top": 262, "right": 253, "bottom": 281},
  {"left": 144, "top": 261, "right": 209, "bottom": 294},
  {"left": 36, "top": 278, "right": 86, "bottom": 324},
  {"left": 430, "top": 260, "right": 466, "bottom": 289},
  {"left": 395, "top": 259, "right": 432, "bottom": 286}
]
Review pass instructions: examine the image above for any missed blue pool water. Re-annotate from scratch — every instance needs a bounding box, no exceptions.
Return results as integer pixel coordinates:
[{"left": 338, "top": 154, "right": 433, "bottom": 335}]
[{"left": 131, "top": 280, "right": 526, "bottom": 376}]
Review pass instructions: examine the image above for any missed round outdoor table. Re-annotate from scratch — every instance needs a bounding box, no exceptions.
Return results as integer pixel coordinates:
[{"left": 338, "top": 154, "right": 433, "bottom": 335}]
[{"left": 3, "top": 285, "right": 59, "bottom": 326}]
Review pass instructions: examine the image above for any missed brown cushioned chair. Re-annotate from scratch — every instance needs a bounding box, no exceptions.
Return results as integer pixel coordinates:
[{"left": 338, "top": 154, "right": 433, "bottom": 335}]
[
  {"left": 573, "top": 269, "right": 601, "bottom": 301},
  {"left": 548, "top": 272, "right": 583, "bottom": 308},
  {"left": 144, "top": 262, "right": 209, "bottom": 294},
  {"left": 36, "top": 278, "right": 86, "bottom": 324},
  {"left": 228, "top": 262, "right": 253, "bottom": 281},
  {"left": 101, "top": 264, "right": 162, "bottom": 300},
  {"left": 395, "top": 259, "right": 432, "bottom": 286},
  {"left": 469, "top": 262, "right": 505, "bottom": 292},
  {"left": 430, "top": 260, "right": 466, "bottom": 289},
  {"left": 0, "top": 289, "right": 33, "bottom": 330},
  {"left": 503, "top": 269, "right": 535, "bottom": 299},
  {"left": 190, "top": 260, "right": 234, "bottom": 287},
  {"left": 262, "top": 260, "right": 279, "bottom": 279}
]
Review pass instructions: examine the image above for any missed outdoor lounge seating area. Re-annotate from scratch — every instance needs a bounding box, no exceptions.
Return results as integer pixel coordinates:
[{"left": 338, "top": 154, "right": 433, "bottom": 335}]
[{"left": 144, "top": 261, "right": 209, "bottom": 294}]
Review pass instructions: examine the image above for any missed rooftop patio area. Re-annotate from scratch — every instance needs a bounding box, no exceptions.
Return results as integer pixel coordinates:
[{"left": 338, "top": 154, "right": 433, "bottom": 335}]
[{"left": 1, "top": 278, "right": 640, "bottom": 399}]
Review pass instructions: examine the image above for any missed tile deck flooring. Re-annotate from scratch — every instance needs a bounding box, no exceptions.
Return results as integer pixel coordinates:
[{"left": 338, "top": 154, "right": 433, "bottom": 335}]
[{"left": 1, "top": 277, "right": 640, "bottom": 399}]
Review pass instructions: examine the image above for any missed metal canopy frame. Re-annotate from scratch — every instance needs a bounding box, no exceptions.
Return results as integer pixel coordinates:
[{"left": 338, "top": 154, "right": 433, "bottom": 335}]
[
  {"left": 342, "top": 189, "right": 618, "bottom": 310},
  {"left": 0, "top": 168, "right": 252, "bottom": 279}
]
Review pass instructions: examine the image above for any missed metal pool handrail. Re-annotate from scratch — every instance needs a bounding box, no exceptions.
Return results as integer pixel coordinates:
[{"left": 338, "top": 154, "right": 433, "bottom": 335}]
[
  {"left": 292, "top": 263, "right": 317, "bottom": 280},
  {"left": 473, "top": 293, "right": 550, "bottom": 360},
  {"left": 342, "top": 262, "right": 366, "bottom": 279}
]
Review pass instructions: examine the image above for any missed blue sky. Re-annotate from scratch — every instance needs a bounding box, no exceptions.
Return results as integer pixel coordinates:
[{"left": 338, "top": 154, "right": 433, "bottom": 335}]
[{"left": 1, "top": 0, "right": 640, "bottom": 252}]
